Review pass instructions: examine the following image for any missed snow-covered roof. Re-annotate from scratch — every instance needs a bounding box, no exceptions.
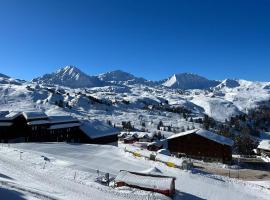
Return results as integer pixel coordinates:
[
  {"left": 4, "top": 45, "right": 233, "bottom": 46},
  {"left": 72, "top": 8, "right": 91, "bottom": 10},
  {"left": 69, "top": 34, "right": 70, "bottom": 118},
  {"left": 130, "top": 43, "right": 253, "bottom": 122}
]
[
  {"left": 115, "top": 170, "right": 175, "bottom": 190},
  {"left": 49, "top": 122, "right": 81, "bottom": 130},
  {"left": 49, "top": 115, "right": 79, "bottom": 124},
  {"left": 258, "top": 140, "right": 270, "bottom": 151},
  {"left": 0, "top": 111, "right": 9, "bottom": 118},
  {"left": 138, "top": 132, "right": 154, "bottom": 139},
  {"left": 0, "top": 111, "right": 21, "bottom": 121},
  {"left": 155, "top": 154, "right": 184, "bottom": 167},
  {"left": 147, "top": 140, "right": 164, "bottom": 147},
  {"left": 5, "top": 112, "right": 21, "bottom": 120},
  {"left": 118, "top": 132, "right": 127, "bottom": 138},
  {"left": 157, "top": 149, "right": 171, "bottom": 156},
  {"left": 167, "top": 129, "right": 234, "bottom": 146},
  {"left": 23, "top": 111, "right": 48, "bottom": 120},
  {"left": 79, "top": 120, "right": 119, "bottom": 139},
  {"left": 27, "top": 120, "right": 50, "bottom": 125}
]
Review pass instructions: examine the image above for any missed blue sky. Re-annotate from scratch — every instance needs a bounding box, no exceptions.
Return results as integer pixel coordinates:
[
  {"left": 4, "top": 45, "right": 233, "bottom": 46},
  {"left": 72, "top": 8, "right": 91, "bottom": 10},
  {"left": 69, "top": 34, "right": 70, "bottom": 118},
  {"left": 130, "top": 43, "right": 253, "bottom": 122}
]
[{"left": 0, "top": 0, "right": 270, "bottom": 81}]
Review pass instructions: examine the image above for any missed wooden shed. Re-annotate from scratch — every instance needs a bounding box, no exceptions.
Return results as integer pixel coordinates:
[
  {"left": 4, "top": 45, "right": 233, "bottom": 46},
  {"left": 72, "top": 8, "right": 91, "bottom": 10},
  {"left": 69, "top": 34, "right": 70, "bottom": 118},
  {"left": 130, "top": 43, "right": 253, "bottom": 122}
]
[
  {"left": 115, "top": 170, "right": 176, "bottom": 197},
  {"left": 167, "top": 129, "right": 234, "bottom": 163}
]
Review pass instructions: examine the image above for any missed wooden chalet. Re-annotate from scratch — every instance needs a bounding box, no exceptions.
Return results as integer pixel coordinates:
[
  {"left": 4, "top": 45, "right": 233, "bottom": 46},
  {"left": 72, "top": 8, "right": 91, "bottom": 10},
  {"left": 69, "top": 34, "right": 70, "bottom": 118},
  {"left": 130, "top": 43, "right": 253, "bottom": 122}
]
[
  {"left": 115, "top": 170, "right": 176, "bottom": 197},
  {"left": 0, "top": 111, "right": 28, "bottom": 142},
  {"left": 167, "top": 129, "right": 234, "bottom": 163},
  {"left": 77, "top": 120, "right": 119, "bottom": 144},
  {"left": 1, "top": 110, "right": 118, "bottom": 145}
]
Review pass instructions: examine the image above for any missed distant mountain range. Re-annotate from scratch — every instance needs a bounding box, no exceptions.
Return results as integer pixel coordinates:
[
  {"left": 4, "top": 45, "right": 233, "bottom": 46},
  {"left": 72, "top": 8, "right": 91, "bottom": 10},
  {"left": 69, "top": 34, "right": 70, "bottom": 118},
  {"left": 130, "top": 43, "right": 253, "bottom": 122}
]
[
  {"left": 1, "top": 65, "right": 270, "bottom": 122},
  {"left": 1, "top": 65, "right": 268, "bottom": 90},
  {"left": 30, "top": 65, "right": 224, "bottom": 89}
]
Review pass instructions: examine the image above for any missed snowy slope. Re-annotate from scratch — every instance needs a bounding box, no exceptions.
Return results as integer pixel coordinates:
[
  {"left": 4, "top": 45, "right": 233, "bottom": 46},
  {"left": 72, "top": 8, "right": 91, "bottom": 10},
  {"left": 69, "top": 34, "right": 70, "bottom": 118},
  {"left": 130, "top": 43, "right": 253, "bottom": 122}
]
[
  {"left": 0, "top": 143, "right": 269, "bottom": 200},
  {"left": 162, "top": 73, "right": 220, "bottom": 89},
  {"left": 1, "top": 67, "right": 270, "bottom": 123},
  {"left": 98, "top": 70, "right": 154, "bottom": 86},
  {"left": 32, "top": 66, "right": 103, "bottom": 88}
]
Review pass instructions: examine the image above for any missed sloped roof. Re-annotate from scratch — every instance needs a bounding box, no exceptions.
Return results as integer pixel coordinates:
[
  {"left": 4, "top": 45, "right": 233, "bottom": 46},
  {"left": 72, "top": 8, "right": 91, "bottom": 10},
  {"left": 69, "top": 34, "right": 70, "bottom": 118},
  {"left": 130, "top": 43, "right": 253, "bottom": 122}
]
[
  {"left": 27, "top": 120, "right": 50, "bottom": 125},
  {"left": 115, "top": 170, "right": 175, "bottom": 190},
  {"left": 23, "top": 111, "right": 48, "bottom": 120},
  {"left": 5, "top": 112, "right": 21, "bottom": 120},
  {"left": 0, "top": 111, "right": 9, "bottom": 118},
  {"left": 167, "top": 129, "right": 234, "bottom": 146},
  {"left": 258, "top": 140, "right": 270, "bottom": 151},
  {"left": 0, "top": 111, "right": 21, "bottom": 121},
  {"left": 49, "top": 122, "right": 81, "bottom": 130},
  {"left": 49, "top": 116, "right": 79, "bottom": 124},
  {"left": 79, "top": 120, "right": 119, "bottom": 139}
]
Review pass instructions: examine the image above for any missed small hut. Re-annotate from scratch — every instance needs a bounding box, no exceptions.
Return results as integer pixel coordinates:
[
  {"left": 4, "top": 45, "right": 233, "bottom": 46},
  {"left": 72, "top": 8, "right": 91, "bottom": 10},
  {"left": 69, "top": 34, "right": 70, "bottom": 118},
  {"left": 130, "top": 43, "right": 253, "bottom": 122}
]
[{"left": 115, "top": 170, "right": 176, "bottom": 197}]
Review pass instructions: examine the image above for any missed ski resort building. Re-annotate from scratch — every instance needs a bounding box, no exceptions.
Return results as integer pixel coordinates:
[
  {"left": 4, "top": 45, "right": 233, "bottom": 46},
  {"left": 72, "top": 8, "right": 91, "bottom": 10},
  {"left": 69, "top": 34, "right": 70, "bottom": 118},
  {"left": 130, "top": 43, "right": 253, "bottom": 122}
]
[
  {"left": 0, "top": 111, "right": 28, "bottom": 142},
  {"left": 77, "top": 120, "right": 119, "bottom": 144},
  {"left": 115, "top": 170, "right": 176, "bottom": 197},
  {"left": 167, "top": 129, "right": 234, "bottom": 163},
  {"left": 23, "top": 111, "right": 50, "bottom": 142},
  {"left": 47, "top": 116, "right": 81, "bottom": 142},
  {"left": 0, "top": 110, "right": 118, "bottom": 145}
]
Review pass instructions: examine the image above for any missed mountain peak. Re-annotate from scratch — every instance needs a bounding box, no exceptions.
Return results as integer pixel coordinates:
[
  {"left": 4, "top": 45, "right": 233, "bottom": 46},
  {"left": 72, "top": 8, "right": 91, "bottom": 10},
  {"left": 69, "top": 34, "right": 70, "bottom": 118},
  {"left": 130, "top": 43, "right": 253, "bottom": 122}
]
[
  {"left": 163, "top": 73, "right": 220, "bottom": 89},
  {"left": 0, "top": 73, "right": 10, "bottom": 79},
  {"left": 99, "top": 70, "right": 135, "bottom": 82},
  {"left": 216, "top": 79, "right": 240, "bottom": 89},
  {"left": 58, "top": 65, "right": 82, "bottom": 74},
  {"left": 33, "top": 66, "right": 102, "bottom": 88}
]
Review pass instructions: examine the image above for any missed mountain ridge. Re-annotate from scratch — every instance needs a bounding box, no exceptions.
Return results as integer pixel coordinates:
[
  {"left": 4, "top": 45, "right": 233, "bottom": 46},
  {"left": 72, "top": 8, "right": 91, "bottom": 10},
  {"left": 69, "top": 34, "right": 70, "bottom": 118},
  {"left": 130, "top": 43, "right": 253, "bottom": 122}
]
[{"left": 18, "top": 65, "right": 270, "bottom": 90}]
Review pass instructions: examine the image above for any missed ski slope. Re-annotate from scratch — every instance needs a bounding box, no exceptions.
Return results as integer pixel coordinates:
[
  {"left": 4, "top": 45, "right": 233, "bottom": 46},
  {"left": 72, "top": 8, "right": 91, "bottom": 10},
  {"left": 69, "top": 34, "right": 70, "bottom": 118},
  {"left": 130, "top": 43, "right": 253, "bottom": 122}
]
[{"left": 0, "top": 143, "right": 269, "bottom": 200}]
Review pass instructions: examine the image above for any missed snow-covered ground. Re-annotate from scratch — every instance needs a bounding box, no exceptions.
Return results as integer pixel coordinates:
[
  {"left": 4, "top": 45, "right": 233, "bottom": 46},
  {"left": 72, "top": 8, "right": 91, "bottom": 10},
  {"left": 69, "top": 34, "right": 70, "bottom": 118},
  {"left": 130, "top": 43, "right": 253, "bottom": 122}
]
[
  {"left": 0, "top": 143, "right": 269, "bottom": 200},
  {"left": 1, "top": 66, "right": 270, "bottom": 124}
]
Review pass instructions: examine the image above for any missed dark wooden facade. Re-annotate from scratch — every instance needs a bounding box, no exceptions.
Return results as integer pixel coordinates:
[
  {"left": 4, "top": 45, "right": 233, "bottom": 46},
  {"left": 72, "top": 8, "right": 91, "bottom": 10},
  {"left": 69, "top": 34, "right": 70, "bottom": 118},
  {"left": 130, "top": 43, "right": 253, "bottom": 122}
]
[
  {"left": 168, "top": 133, "right": 232, "bottom": 163},
  {"left": 0, "top": 111, "right": 118, "bottom": 145},
  {"left": 0, "top": 114, "right": 28, "bottom": 142},
  {"left": 74, "top": 130, "right": 118, "bottom": 144}
]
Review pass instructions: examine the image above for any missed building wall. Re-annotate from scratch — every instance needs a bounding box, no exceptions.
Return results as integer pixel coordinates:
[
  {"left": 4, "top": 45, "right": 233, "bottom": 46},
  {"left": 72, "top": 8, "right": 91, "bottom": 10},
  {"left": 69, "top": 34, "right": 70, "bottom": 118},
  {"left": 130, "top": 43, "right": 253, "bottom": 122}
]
[{"left": 168, "top": 133, "right": 232, "bottom": 163}]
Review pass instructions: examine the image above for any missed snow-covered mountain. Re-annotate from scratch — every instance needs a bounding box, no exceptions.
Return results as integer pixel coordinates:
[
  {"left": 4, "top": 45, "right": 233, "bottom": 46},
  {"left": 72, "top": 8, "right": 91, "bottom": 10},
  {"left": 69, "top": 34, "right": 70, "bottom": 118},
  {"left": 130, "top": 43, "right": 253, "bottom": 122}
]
[
  {"left": 98, "top": 70, "right": 154, "bottom": 86},
  {"left": 32, "top": 66, "right": 103, "bottom": 88},
  {"left": 1, "top": 66, "right": 270, "bottom": 122},
  {"left": 0, "top": 73, "right": 10, "bottom": 79},
  {"left": 162, "top": 73, "right": 220, "bottom": 89},
  {"left": 215, "top": 79, "right": 240, "bottom": 89}
]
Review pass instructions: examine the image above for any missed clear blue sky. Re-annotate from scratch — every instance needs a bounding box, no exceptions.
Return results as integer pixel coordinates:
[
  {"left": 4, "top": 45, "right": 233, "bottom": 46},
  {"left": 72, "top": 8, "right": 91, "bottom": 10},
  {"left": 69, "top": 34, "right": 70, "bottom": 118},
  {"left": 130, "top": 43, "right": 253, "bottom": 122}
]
[{"left": 0, "top": 0, "right": 269, "bottom": 81}]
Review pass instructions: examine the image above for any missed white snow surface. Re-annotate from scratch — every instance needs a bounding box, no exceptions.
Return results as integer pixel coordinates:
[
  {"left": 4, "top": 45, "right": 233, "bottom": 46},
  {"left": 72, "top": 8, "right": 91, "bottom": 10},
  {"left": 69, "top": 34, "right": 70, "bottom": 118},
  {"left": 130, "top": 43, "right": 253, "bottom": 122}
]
[
  {"left": 80, "top": 120, "right": 119, "bottom": 139},
  {"left": 1, "top": 67, "right": 270, "bottom": 122},
  {"left": 258, "top": 140, "right": 270, "bottom": 151},
  {"left": 0, "top": 143, "right": 268, "bottom": 200}
]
